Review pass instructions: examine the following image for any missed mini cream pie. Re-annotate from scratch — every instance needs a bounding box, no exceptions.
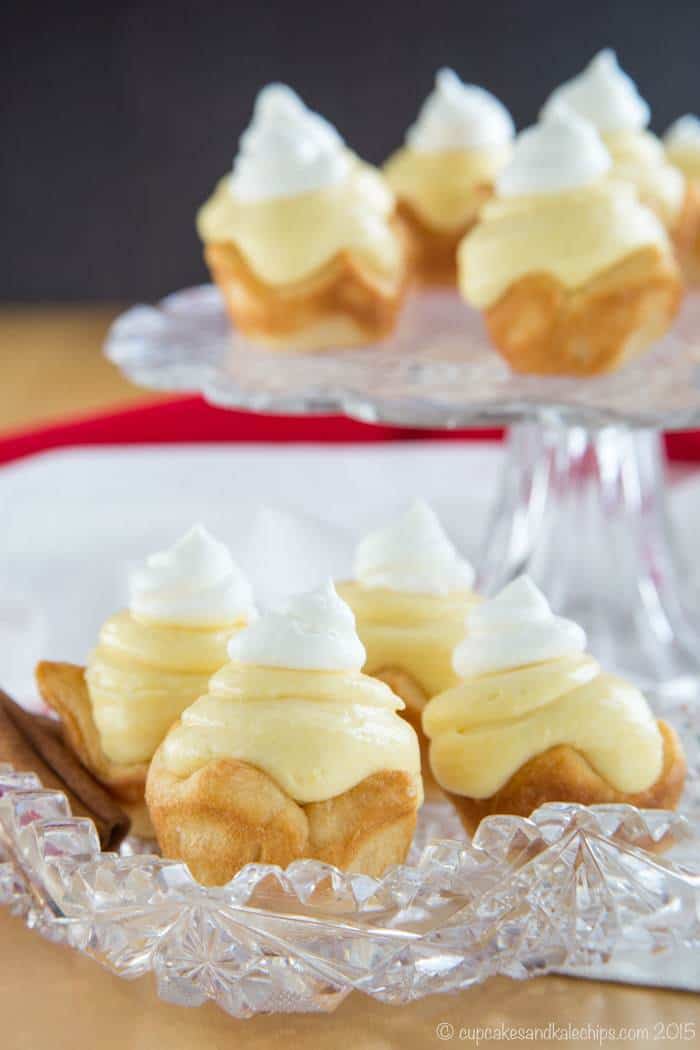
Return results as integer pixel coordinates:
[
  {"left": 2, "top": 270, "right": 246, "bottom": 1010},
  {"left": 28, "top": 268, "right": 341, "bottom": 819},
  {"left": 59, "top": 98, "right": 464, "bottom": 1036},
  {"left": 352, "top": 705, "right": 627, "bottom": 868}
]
[
  {"left": 383, "top": 69, "right": 514, "bottom": 286},
  {"left": 36, "top": 526, "right": 254, "bottom": 835},
  {"left": 664, "top": 117, "right": 700, "bottom": 284},
  {"left": 336, "top": 501, "right": 478, "bottom": 768},
  {"left": 542, "top": 50, "right": 700, "bottom": 277},
  {"left": 197, "top": 84, "right": 408, "bottom": 351},
  {"left": 422, "top": 576, "right": 686, "bottom": 835},
  {"left": 458, "top": 110, "right": 683, "bottom": 376},
  {"left": 146, "top": 582, "right": 422, "bottom": 885}
]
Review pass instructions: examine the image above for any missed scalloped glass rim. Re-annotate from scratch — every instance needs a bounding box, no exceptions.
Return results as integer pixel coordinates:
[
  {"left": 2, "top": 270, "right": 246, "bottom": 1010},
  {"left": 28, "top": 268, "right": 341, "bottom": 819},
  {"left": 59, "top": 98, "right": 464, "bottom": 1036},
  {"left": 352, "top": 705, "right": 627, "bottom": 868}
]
[
  {"left": 1, "top": 695, "right": 699, "bottom": 1018},
  {"left": 104, "top": 285, "right": 700, "bottom": 429}
]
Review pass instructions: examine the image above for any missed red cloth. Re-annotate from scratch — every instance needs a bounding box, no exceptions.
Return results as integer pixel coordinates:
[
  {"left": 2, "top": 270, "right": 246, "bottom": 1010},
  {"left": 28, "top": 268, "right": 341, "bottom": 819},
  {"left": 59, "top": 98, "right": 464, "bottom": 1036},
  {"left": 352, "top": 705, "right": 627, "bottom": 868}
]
[{"left": 0, "top": 395, "right": 697, "bottom": 466}]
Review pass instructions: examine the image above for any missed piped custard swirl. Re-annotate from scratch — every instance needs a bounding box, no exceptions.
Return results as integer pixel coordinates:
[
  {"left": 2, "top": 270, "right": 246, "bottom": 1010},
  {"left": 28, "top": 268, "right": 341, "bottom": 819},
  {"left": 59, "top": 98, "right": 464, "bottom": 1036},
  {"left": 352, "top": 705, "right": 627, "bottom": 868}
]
[
  {"left": 86, "top": 526, "right": 253, "bottom": 765},
  {"left": 423, "top": 577, "right": 664, "bottom": 798},
  {"left": 158, "top": 582, "right": 423, "bottom": 804},
  {"left": 338, "top": 502, "right": 478, "bottom": 702}
]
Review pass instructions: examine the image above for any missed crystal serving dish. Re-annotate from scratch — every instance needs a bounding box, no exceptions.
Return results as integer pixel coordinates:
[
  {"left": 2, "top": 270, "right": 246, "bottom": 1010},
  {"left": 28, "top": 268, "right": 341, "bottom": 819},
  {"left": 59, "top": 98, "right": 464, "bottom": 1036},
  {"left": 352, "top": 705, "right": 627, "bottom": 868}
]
[{"left": 2, "top": 699, "right": 699, "bottom": 1018}]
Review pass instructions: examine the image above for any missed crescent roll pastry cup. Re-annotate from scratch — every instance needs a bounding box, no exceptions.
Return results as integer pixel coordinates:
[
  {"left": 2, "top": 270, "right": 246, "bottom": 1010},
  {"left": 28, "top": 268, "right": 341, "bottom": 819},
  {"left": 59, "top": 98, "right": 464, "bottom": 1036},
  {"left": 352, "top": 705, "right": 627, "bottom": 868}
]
[
  {"left": 204, "top": 231, "right": 408, "bottom": 351},
  {"left": 145, "top": 663, "right": 423, "bottom": 885},
  {"left": 671, "top": 180, "right": 700, "bottom": 286},
  {"left": 422, "top": 654, "right": 687, "bottom": 837},
  {"left": 459, "top": 180, "right": 684, "bottom": 377},
  {"left": 36, "top": 661, "right": 152, "bottom": 836}
]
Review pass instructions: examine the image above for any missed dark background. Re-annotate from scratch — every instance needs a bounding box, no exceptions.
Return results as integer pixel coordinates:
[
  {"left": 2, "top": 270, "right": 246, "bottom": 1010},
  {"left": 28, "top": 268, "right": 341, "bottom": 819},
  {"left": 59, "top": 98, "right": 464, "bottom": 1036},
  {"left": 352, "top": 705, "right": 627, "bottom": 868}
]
[{"left": 3, "top": 0, "right": 700, "bottom": 302}]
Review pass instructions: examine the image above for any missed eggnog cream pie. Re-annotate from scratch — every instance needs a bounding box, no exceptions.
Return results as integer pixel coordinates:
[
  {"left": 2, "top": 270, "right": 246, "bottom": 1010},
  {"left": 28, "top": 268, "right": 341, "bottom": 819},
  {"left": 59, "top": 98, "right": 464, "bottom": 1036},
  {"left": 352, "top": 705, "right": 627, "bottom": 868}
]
[
  {"left": 198, "top": 84, "right": 408, "bottom": 350},
  {"left": 422, "top": 576, "right": 686, "bottom": 833},
  {"left": 337, "top": 500, "right": 478, "bottom": 760},
  {"left": 147, "top": 582, "right": 422, "bottom": 884},
  {"left": 36, "top": 525, "right": 254, "bottom": 834},
  {"left": 458, "top": 109, "right": 682, "bottom": 375},
  {"left": 384, "top": 69, "right": 514, "bottom": 285}
]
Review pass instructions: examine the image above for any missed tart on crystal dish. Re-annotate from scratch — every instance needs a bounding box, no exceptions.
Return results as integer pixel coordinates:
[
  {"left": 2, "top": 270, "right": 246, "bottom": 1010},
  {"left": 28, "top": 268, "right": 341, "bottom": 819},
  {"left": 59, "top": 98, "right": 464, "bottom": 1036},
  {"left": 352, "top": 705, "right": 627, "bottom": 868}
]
[
  {"left": 664, "top": 116, "right": 700, "bottom": 285},
  {"left": 541, "top": 49, "right": 700, "bottom": 284},
  {"left": 36, "top": 525, "right": 255, "bottom": 836},
  {"left": 458, "top": 109, "right": 683, "bottom": 376},
  {"left": 383, "top": 68, "right": 514, "bottom": 286},
  {"left": 336, "top": 500, "right": 478, "bottom": 771},
  {"left": 422, "top": 576, "right": 687, "bottom": 834},
  {"left": 146, "top": 582, "right": 422, "bottom": 885},
  {"left": 197, "top": 84, "right": 409, "bottom": 351}
]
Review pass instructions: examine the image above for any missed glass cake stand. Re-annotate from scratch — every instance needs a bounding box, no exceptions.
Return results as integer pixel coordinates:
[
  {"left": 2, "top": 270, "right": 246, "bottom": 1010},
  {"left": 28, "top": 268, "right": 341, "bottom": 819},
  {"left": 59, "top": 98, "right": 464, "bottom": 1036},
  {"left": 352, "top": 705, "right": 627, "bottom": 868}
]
[{"left": 105, "top": 284, "right": 700, "bottom": 698}]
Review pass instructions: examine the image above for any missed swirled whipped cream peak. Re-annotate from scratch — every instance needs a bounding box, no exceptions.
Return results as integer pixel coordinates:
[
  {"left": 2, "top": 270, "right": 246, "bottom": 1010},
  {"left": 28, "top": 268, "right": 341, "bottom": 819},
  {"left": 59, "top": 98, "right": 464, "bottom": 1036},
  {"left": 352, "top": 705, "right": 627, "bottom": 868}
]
[
  {"left": 541, "top": 49, "right": 650, "bottom": 134},
  {"left": 354, "top": 500, "right": 475, "bottom": 595},
  {"left": 227, "top": 580, "right": 366, "bottom": 671},
  {"left": 128, "top": 524, "right": 255, "bottom": 627},
  {"left": 665, "top": 114, "right": 700, "bottom": 151},
  {"left": 229, "top": 83, "right": 350, "bottom": 202},
  {"left": 406, "top": 68, "right": 514, "bottom": 152},
  {"left": 496, "top": 108, "right": 611, "bottom": 197},
  {"left": 453, "top": 575, "right": 586, "bottom": 677}
]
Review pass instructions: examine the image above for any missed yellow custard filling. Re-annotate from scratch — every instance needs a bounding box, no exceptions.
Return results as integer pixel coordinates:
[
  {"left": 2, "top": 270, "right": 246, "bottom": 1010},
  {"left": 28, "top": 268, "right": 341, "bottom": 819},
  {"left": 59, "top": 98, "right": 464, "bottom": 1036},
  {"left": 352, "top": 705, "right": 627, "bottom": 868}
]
[
  {"left": 197, "top": 154, "right": 402, "bottom": 285},
  {"left": 422, "top": 653, "right": 663, "bottom": 798},
  {"left": 384, "top": 145, "right": 511, "bottom": 231},
  {"left": 336, "top": 582, "right": 478, "bottom": 705},
  {"left": 159, "top": 663, "right": 423, "bottom": 805},
  {"left": 604, "top": 130, "right": 685, "bottom": 227},
  {"left": 666, "top": 143, "right": 700, "bottom": 183},
  {"left": 458, "top": 179, "right": 670, "bottom": 309},
  {"left": 86, "top": 611, "right": 244, "bottom": 765}
]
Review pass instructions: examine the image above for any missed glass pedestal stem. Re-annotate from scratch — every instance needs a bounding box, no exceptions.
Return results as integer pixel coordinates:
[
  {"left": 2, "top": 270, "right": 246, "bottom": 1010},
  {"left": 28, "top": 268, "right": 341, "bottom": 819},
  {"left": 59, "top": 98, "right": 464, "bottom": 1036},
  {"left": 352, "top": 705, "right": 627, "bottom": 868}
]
[{"left": 478, "top": 423, "right": 700, "bottom": 698}]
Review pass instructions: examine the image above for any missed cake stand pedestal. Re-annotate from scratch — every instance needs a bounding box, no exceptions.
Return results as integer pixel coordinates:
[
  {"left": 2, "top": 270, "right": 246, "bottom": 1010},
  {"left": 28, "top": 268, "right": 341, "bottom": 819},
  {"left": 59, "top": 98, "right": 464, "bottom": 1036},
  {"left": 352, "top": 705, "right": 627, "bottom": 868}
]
[{"left": 105, "top": 285, "right": 700, "bottom": 696}]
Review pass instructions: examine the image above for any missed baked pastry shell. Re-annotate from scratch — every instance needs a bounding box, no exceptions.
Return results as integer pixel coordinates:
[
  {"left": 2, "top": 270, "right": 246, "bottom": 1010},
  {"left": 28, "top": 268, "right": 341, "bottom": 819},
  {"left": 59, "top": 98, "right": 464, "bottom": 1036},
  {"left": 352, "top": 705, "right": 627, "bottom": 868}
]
[{"left": 396, "top": 196, "right": 490, "bottom": 287}]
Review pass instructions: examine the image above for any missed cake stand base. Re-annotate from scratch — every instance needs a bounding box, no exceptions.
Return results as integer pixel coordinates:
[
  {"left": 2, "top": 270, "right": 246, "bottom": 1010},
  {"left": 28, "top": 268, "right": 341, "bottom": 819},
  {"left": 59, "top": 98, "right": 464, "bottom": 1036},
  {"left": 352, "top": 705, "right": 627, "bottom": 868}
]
[{"left": 479, "top": 424, "right": 700, "bottom": 699}]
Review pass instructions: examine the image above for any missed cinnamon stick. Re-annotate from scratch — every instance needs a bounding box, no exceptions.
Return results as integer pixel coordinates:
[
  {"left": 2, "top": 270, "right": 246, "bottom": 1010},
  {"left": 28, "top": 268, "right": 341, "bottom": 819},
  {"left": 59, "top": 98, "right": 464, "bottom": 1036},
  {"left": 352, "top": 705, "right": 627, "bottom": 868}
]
[{"left": 0, "top": 688, "right": 130, "bottom": 850}]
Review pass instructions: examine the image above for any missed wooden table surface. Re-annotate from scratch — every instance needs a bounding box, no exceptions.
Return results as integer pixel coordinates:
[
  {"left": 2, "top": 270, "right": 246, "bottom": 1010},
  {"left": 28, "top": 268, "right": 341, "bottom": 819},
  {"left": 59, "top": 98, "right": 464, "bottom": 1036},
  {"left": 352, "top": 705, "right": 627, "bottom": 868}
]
[{"left": 1, "top": 306, "right": 699, "bottom": 1048}]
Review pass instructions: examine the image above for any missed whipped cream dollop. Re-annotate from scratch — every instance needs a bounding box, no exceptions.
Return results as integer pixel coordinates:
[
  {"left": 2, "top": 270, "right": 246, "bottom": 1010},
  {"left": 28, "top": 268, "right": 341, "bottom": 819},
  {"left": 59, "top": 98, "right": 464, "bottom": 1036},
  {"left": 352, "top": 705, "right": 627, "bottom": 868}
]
[
  {"left": 541, "top": 49, "right": 650, "bottom": 134},
  {"left": 227, "top": 580, "right": 366, "bottom": 671},
  {"left": 354, "top": 500, "right": 475, "bottom": 595},
  {"left": 406, "top": 68, "right": 514, "bottom": 152},
  {"left": 129, "top": 525, "right": 255, "bottom": 627},
  {"left": 229, "top": 83, "right": 350, "bottom": 202},
  {"left": 453, "top": 575, "right": 586, "bottom": 677},
  {"left": 496, "top": 109, "right": 611, "bottom": 197},
  {"left": 664, "top": 114, "right": 700, "bottom": 152}
]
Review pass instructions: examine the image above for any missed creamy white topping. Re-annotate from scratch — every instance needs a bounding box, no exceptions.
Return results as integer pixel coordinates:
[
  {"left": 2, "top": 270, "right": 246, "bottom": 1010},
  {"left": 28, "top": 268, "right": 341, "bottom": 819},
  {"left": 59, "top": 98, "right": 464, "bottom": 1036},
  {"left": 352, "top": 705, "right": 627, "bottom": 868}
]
[
  {"left": 496, "top": 109, "right": 611, "bottom": 197},
  {"left": 229, "top": 83, "right": 350, "bottom": 202},
  {"left": 541, "top": 49, "right": 650, "bottom": 134},
  {"left": 129, "top": 525, "right": 254, "bottom": 627},
  {"left": 354, "top": 500, "right": 475, "bottom": 595},
  {"left": 664, "top": 114, "right": 700, "bottom": 153},
  {"left": 406, "top": 68, "right": 514, "bottom": 152},
  {"left": 227, "top": 580, "right": 366, "bottom": 671},
  {"left": 453, "top": 575, "right": 586, "bottom": 677}
]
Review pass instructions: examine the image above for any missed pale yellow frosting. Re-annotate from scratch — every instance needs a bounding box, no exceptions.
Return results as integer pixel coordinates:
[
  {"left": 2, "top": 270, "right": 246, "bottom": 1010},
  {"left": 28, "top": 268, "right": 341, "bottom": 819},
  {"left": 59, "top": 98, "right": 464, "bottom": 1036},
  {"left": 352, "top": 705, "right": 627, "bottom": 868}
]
[
  {"left": 422, "top": 653, "right": 663, "bottom": 798},
  {"left": 604, "top": 130, "right": 685, "bottom": 227},
  {"left": 86, "top": 611, "right": 243, "bottom": 764},
  {"left": 158, "top": 662, "right": 423, "bottom": 804},
  {"left": 337, "top": 582, "right": 478, "bottom": 706},
  {"left": 197, "top": 155, "right": 402, "bottom": 285},
  {"left": 458, "top": 179, "right": 670, "bottom": 309},
  {"left": 666, "top": 144, "right": 700, "bottom": 182},
  {"left": 383, "top": 145, "right": 511, "bottom": 231}
]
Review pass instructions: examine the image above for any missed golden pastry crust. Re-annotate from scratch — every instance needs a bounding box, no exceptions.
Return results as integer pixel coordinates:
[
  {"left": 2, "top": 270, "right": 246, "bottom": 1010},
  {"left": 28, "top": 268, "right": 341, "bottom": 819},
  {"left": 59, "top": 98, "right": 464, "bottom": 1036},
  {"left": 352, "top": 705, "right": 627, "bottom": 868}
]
[
  {"left": 483, "top": 245, "right": 683, "bottom": 376},
  {"left": 671, "top": 181, "right": 700, "bottom": 286},
  {"left": 205, "top": 220, "right": 409, "bottom": 351},
  {"left": 146, "top": 733, "right": 419, "bottom": 885},
  {"left": 369, "top": 665, "right": 443, "bottom": 796},
  {"left": 35, "top": 661, "right": 152, "bottom": 837},
  {"left": 396, "top": 197, "right": 490, "bottom": 286},
  {"left": 445, "top": 719, "right": 686, "bottom": 836}
]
